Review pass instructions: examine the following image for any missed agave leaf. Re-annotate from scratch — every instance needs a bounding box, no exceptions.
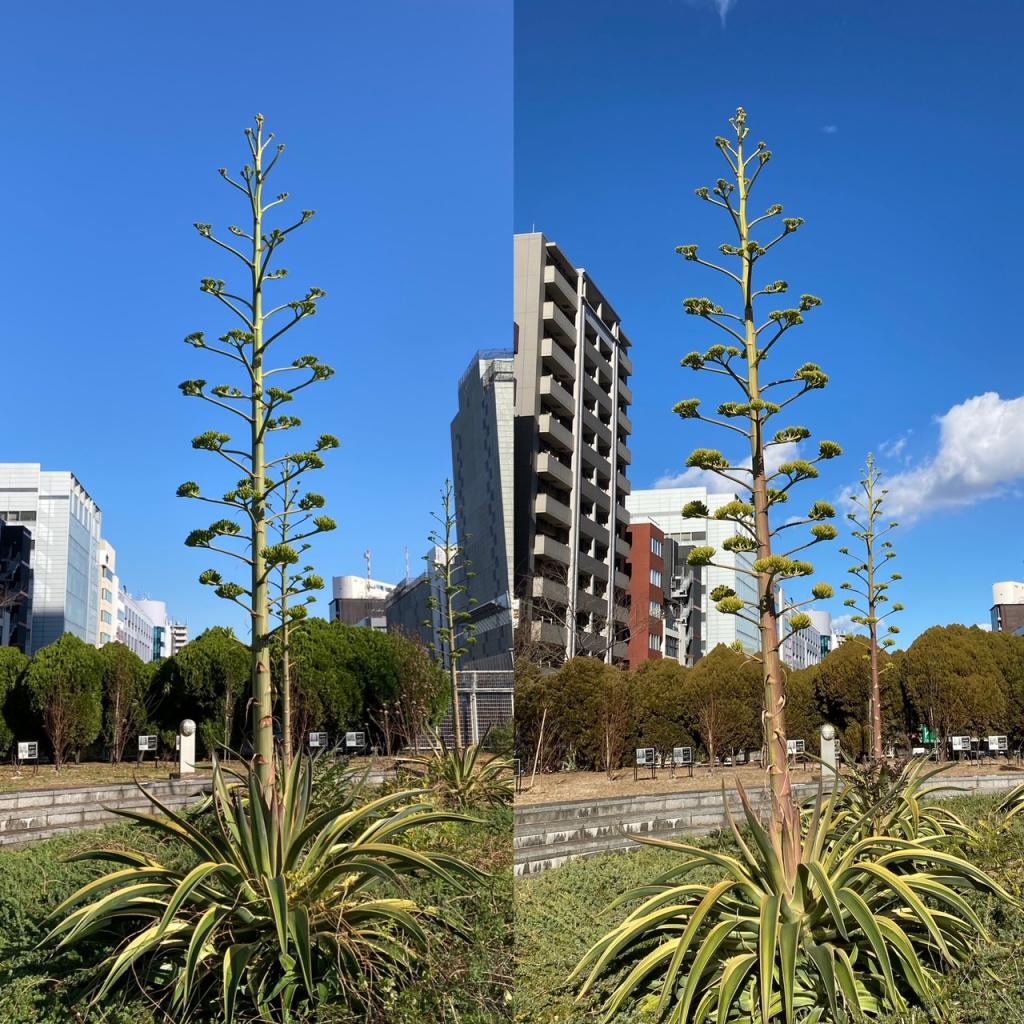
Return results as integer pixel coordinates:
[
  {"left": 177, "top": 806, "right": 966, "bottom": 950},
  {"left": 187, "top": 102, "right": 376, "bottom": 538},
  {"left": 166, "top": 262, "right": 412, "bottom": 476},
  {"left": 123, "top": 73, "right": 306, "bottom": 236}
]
[
  {"left": 265, "top": 875, "right": 289, "bottom": 955},
  {"left": 223, "top": 942, "right": 257, "bottom": 1024},
  {"left": 804, "top": 942, "right": 840, "bottom": 1021},
  {"left": 836, "top": 885, "right": 899, "bottom": 995},
  {"left": 716, "top": 953, "right": 758, "bottom": 1024},
  {"left": 758, "top": 891, "right": 781, "bottom": 1024},
  {"left": 288, "top": 905, "right": 313, "bottom": 997}
]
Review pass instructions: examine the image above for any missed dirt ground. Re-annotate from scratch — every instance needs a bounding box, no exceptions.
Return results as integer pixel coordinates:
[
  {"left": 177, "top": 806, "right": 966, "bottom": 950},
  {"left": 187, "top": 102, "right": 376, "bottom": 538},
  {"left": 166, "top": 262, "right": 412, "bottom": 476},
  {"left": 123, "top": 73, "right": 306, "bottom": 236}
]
[
  {"left": 515, "top": 758, "right": 1024, "bottom": 806},
  {"left": 0, "top": 761, "right": 217, "bottom": 793}
]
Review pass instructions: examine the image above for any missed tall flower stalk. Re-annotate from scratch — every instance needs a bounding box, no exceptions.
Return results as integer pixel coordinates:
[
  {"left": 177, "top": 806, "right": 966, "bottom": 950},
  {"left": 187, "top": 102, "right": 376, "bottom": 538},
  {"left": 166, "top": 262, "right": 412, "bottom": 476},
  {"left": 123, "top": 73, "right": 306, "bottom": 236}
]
[
  {"left": 839, "top": 453, "right": 903, "bottom": 759},
  {"left": 177, "top": 114, "right": 336, "bottom": 792},
  {"left": 675, "top": 107, "right": 840, "bottom": 856}
]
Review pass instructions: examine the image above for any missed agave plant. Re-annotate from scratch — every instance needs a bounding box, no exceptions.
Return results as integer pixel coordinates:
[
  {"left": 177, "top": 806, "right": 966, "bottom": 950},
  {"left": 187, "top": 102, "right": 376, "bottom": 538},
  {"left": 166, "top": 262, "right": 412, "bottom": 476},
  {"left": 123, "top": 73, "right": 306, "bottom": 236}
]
[
  {"left": 399, "top": 728, "right": 513, "bottom": 810},
  {"left": 570, "top": 777, "right": 1014, "bottom": 1023},
  {"left": 808, "top": 754, "right": 975, "bottom": 843},
  {"left": 44, "top": 754, "right": 482, "bottom": 1022},
  {"left": 998, "top": 779, "right": 1024, "bottom": 823}
]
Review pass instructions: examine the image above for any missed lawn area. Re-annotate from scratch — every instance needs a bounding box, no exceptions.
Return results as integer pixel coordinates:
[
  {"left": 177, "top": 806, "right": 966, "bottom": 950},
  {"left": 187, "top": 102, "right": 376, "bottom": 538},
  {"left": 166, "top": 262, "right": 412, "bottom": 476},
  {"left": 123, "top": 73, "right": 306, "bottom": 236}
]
[
  {"left": 514, "top": 794, "right": 1024, "bottom": 1023},
  {"left": 0, "top": 761, "right": 212, "bottom": 793},
  {"left": 0, "top": 797, "right": 512, "bottom": 1022},
  {"left": 516, "top": 760, "right": 1024, "bottom": 806}
]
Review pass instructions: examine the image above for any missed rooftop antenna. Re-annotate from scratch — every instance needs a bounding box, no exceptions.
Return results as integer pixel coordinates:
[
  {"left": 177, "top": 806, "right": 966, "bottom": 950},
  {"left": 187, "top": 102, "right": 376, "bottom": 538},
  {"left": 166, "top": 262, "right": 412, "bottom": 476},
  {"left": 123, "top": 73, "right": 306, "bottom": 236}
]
[{"left": 364, "top": 548, "right": 371, "bottom": 583}]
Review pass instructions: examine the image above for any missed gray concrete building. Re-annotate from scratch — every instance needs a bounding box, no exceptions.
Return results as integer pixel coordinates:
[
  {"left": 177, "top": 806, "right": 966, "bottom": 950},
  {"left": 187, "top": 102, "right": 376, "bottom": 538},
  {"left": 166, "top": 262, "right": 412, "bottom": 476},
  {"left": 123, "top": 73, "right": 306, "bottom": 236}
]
[
  {"left": 513, "top": 233, "right": 633, "bottom": 665},
  {"left": 451, "top": 349, "right": 515, "bottom": 668},
  {"left": 0, "top": 464, "right": 102, "bottom": 652},
  {"left": 0, "top": 519, "right": 33, "bottom": 652},
  {"left": 329, "top": 575, "right": 396, "bottom": 627},
  {"left": 991, "top": 581, "right": 1024, "bottom": 634},
  {"left": 384, "top": 546, "right": 446, "bottom": 659}
]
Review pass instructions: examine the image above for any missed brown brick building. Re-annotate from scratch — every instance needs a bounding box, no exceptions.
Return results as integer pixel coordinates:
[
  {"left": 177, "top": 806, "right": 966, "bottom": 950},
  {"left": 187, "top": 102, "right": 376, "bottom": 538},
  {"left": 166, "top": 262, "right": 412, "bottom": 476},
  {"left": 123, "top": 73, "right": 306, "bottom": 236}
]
[{"left": 626, "top": 521, "right": 665, "bottom": 666}]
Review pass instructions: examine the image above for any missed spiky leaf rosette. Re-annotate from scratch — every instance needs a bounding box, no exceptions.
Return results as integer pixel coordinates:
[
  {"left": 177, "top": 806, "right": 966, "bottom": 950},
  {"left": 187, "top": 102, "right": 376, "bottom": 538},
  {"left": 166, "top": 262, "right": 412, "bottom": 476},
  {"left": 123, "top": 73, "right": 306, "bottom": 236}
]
[
  {"left": 44, "top": 755, "right": 482, "bottom": 1022},
  {"left": 570, "top": 776, "right": 1014, "bottom": 1023}
]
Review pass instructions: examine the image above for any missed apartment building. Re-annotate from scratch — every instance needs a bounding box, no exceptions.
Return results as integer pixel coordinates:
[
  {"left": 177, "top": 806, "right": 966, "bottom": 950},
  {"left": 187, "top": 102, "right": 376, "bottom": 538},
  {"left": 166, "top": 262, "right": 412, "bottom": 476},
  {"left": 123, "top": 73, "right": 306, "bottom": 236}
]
[
  {"left": 626, "top": 520, "right": 706, "bottom": 667},
  {"left": 513, "top": 233, "right": 633, "bottom": 666},
  {"left": 626, "top": 487, "right": 760, "bottom": 660},
  {"left": 97, "top": 539, "right": 119, "bottom": 646},
  {"left": 451, "top": 349, "right": 515, "bottom": 667}
]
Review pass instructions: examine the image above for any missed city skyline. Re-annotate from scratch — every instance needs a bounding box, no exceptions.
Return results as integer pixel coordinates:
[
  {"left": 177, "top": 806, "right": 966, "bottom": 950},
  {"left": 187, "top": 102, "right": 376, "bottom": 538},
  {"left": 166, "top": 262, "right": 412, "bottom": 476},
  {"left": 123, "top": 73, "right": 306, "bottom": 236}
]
[
  {"left": 515, "top": 0, "right": 1024, "bottom": 645},
  {"left": 3, "top": 2, "right": 511, "bottom": 638}
]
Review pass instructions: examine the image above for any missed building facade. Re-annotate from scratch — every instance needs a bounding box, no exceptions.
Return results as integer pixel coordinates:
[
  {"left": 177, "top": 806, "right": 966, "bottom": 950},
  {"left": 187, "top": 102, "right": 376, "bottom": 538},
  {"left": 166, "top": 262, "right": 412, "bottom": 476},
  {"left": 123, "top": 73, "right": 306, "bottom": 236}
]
[
  {"left": 384, "top": 546, "right": 446, "bottom": 658},
  {"left": 451, "top": 348, "right": 515, "bottom": 667},
  {"left": 329, "top": 575, "right": 396, "bottom": 627},
  {"left": 97, "top": 539, "right": 119, "bottom": 647},
  {"left": 991, "top": 581, "right": 1024, "bottom": 634},
  {"left": 0, "top": 519, "right": 33, "bottom": 652},
  {"left": 626, "top": 487, "right": 760, "bottom": 660},
  {"left": 513, "top": 233, "right": 633, "bottom": 666},
  {"left": 0, "top": 464, "right": 102, "bottom": 653},
  {"left": 168, "top": 621, "right": 189, "bottom": 655},
  {"left": 116, "top": 586, "right": 156, "bottom": 662},
  {"left": 625, "top": 521, "right": 665, "bottom": 664}
]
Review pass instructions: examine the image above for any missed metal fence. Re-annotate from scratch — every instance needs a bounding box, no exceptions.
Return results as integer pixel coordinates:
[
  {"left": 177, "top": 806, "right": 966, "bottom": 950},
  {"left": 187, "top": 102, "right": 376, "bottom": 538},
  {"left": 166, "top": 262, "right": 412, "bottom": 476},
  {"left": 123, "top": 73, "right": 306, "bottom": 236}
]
[{"left": 436, "top": 669, "right": 514, "bottom": 747}]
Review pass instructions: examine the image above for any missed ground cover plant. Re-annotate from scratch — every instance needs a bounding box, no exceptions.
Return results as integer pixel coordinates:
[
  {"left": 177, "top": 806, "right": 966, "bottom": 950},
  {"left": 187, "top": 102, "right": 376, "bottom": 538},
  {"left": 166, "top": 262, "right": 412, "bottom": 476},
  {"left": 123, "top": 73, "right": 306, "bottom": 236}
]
[{"left": 515, "top": 793, "right": 1024, "bottom": 1024}]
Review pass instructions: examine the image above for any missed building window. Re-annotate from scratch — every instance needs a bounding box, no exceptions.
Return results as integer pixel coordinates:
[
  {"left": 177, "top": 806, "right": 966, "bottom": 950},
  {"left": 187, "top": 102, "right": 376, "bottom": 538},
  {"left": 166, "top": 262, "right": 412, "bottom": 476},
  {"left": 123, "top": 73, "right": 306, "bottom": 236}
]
[
  {"left": 651, "top": 538, "right": 662, "bottom": 557},
  {"left": 101, "top": 611, "right": 112, "bottom": 625},
  {"left": 649, "top": 569, "right": 662, "bottom": 588},
  {"left": 648, "top": 633, "right": 662, "bottom": 651},
  {"left": 649, "top": 601, "right": 662, "bottom": 619}
]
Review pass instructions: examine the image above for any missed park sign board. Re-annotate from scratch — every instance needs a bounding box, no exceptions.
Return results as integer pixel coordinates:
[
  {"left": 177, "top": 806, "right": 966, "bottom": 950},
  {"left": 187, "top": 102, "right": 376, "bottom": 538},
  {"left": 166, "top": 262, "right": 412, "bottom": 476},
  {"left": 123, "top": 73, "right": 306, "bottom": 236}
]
[
  {"left": 787, "top": 739, "right": 806, "bottom": 755},
  {"left": 672, "top": 746, "right": 693, "bottom": 766},
  {"left": 138, "top": 735, "right": 158, "bottom": 752},
  {"left": 308, "top": 731, "right": 328, "bottom": 749},
  {"left": 17, "top": 741, "right": 37, "bottom": 760},
  {"left": 635, "top": 747, "right": 656, "bottom": 766},
  {"left": 951, "top": 736, "right": 971, "bottom": 752},
  {"left": 988, "top": 735, "right": 1009, "bottom": 752},
  {"left": 344, "top": 731, "right": 366, "bottom": 750}
]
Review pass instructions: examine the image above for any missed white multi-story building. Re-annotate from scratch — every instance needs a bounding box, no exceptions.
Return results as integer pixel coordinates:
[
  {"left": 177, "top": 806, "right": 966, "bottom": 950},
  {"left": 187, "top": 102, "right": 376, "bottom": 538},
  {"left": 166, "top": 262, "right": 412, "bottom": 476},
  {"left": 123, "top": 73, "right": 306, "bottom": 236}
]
[
  {"left": 626, "top": 487, "right": 760, "bottom": 659},
  {"left": 116, "top": 586, "right": 157, "bottom": 662},
  {"left": 329, "top": 575, "right": 396, "bottom": 627},
  {"left": 168, "top": 621, "right": 189, "bottom": 654},
  {"left": 97, "top": 539, "right": 119, "bottom": 647},
  {"left": 0, "top": 464, "right": 102, "bottom": 653},
  {"left": 778, "top": 589, "right": 825, "bottom": 670}
]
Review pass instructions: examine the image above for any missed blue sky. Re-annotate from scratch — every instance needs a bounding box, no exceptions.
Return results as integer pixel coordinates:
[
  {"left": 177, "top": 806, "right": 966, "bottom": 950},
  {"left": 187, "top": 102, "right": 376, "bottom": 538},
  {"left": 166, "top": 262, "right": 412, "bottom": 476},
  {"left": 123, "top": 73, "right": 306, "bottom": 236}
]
[
  {"left": 3, "top": 2, "right": 511, "bottom": 637},
  {"left": 516, "top": 0, "right": 1024, "bottom": 645}
]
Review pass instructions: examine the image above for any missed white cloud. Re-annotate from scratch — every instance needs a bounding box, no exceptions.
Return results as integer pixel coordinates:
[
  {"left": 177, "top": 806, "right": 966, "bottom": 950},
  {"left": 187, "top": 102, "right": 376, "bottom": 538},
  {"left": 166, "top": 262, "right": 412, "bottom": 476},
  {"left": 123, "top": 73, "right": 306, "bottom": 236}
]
[
  {"left": 831, "top": 613, "right": 866, "bottom": 636},
  {"left": 654, "top": 441, "right": 801, "bottom": 490},
  {"left": 871, "top": 392, "right": 1024, "bottom": 522},
  {"left": 684, "top": 0, "right": 737, "bottom": 26},
  {"left": 878, "top": 431, "right": 911, "bottom": 460},
  {"left": 821, "top": 125, "right": 839, "bottom": 135}
]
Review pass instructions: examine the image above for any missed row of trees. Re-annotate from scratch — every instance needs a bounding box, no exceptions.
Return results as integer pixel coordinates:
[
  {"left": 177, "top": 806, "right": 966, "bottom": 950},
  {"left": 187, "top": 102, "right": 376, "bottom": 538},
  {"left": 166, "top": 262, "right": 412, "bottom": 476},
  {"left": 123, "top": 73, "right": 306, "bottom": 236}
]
[
  {"left": 0, "top": 618, "right": 448, "bottom": 769},
  {"left": 517, "top": 623, "right": 1024, "bottom": 774}
]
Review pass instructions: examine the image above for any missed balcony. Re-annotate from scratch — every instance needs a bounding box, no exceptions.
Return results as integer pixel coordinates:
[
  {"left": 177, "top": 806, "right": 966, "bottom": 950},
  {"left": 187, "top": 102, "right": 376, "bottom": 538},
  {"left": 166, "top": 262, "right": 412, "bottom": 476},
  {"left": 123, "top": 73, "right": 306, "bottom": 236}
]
[
  {"left": 538, "top": 413, "right": 573, "bottom": 454},
  {"left": 615, "top": 535, "right": 631, "bottom": 560},
  {"left": 581, "top": 445, "right": 612, "bottom": 480},
  {"left": 579, "top": 476, "right": 610, "bottom": 514},
  {"left": 616, "top": 440, "right": 632, "bottom": 466},
  {"left": 582, "top": 373, "right": 613, "bottom": 415},
  {"left": 617, "top": 407, "right": 632, "bottom": 437},
  {"left": 543, "top": 301, "right": 576, "bottom": 345},
  {"left": 616, "top": 471, "right": 631, "bottom": 496},
  {"left": 532, "top": 574, "right": 568, "bottom": 607},
  {"left": 536, "top": 492, "right": 572, "bottom": 529},
  {"left": 530, "top": 619, "right": 566, "bottom": 647},
  {"left": 614, "top": 570, "right": 630, "bottom": 592},
  {"left": 537, "top": 451, "right": 572, "bottom": 490},
  {"left": 617, "top": 378, "right": 633, "bottom": 405},
  {"left": 577, "top": 514, "right": 609, "bottom": 545},
  {"left": 582, "top": 407, "right": 611, "bottom": 447},
  {"left": 544, "top": 262, "right": 578, "bottom": 311},
  {"left": 578, "top": 549, "right": 609, "bottom": 580},
  {"left": 534, "top": 533, "right": 571, "bottom": 567},
  {"left": 541, "top": 336, "right": 576, "bottom": 382},
  {"left": 576, "top": 589, "right": 606, "bottom": 617},
  {"left": 539, "top": 376, "right": 574, "bottom": 418},
  {"left": 618, "top": 348, "right": 633, "bottom": 376}
]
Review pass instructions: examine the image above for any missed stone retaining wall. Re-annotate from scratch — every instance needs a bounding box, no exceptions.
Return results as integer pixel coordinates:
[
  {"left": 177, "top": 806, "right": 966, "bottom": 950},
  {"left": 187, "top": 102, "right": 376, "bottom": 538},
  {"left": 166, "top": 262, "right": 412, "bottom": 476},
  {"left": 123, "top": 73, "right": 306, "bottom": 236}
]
[
  {"left": 0, "top": 777, "right": 212, "bottom": 848},
  {"left": 514, "top": 772, "right": 1024, "bottom": 876}
]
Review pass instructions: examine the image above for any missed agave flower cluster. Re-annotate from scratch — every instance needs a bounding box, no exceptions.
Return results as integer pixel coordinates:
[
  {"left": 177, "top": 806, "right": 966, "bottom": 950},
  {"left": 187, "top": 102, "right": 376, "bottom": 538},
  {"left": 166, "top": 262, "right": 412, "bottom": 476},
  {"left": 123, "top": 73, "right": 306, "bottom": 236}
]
[{"left": 45, "top": 755, "right": 482, "bottom": 1022}]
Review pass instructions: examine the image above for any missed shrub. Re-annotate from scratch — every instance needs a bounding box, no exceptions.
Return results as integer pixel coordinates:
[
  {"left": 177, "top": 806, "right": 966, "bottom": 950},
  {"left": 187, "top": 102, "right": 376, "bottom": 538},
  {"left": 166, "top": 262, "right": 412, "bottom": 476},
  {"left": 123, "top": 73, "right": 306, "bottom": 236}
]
[
  {"left": 570, "top": 777, "right": 1015, "bottom": 1022},
  {"left": 44, "top": 755, "right": 483, "bottom": 1022}
]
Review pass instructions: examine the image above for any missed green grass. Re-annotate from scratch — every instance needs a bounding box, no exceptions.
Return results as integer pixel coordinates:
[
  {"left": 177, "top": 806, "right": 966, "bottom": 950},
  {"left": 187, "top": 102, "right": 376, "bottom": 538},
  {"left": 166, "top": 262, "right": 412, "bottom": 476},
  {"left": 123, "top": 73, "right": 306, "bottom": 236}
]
[
  {"left": 514, "top": 795, "right": 1024, "bottom": 1023},
  {"left": 0, "top": 797, "right": 511, "bottom": 1022}
]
